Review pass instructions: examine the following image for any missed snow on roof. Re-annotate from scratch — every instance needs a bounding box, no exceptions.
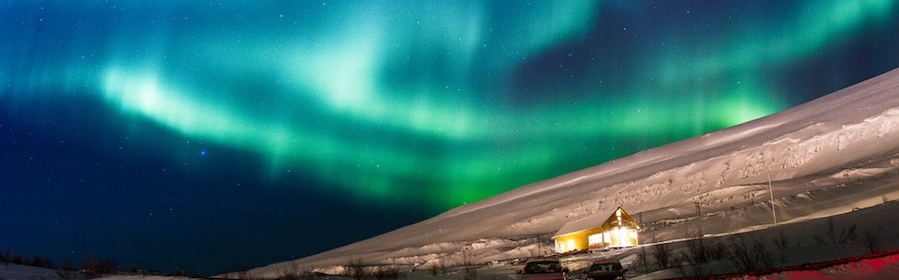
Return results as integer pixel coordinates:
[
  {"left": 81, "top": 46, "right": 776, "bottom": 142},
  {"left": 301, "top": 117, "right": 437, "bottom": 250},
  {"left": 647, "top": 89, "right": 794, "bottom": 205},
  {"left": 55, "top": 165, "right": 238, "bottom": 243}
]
[{"left": 552, "top": 207, "right": 620, "bottom": 238}]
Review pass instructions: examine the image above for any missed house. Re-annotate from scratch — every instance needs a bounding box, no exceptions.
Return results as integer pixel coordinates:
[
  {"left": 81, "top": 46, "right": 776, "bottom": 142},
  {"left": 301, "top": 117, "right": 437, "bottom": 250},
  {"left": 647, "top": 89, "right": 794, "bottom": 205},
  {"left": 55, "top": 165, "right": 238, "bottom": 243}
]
[{"left": 552, "top": 207, "right": 639, "bottom": 252}]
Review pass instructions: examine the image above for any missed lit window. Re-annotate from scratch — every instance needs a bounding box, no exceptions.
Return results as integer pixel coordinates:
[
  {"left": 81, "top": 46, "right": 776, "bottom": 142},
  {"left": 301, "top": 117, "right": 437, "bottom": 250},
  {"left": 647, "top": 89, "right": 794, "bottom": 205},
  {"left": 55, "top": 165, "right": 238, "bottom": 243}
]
[{"left": 589, "top": 233, "right": 603, "bottom": 247}]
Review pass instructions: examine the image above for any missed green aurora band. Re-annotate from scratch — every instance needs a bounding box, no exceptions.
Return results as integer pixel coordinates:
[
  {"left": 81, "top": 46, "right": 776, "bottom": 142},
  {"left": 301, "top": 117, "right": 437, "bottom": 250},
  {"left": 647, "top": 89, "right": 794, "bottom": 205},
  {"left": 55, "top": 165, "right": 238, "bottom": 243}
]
[{"left": 9, "top": 0, "right": 896, "bottom": 212}]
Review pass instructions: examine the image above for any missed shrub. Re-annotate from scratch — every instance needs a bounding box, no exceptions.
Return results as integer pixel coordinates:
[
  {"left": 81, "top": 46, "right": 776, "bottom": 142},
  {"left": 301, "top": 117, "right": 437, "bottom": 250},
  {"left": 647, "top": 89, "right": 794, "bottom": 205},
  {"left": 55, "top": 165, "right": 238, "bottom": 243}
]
[
  {"left": 277, "top": 263, "right": 301, "bottom": 280},
  {"left": 428, "top": 262, "right": 447, "bottom": 276},
  {"left": 81, "top": 257, "right": 116, "bottom": 279},
  {"left": 56, "top": 268, "right": 82, "bottom": 280},
  {"left": 372, "top": 265, "right": 401, "bottom": 280}
]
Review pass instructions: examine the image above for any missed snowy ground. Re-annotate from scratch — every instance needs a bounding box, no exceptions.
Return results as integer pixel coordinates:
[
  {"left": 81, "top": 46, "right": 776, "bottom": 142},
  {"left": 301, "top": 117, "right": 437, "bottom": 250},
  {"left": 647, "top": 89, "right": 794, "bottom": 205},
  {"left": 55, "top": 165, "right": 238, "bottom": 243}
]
[
  {"left": 390, "top": 199, "right": 899, "bottom": 279},
  {"left": 240, "top": 68, "right": 899, "bottom": 279},
  {"left": 0, "top": 263, "right": 62, "bottom": 280},
  {"left": 0, "top": 265, "right": 207, "bottom": 280},
  {"left": 93, "top": 277, "right": 202, "bottom": 280}
]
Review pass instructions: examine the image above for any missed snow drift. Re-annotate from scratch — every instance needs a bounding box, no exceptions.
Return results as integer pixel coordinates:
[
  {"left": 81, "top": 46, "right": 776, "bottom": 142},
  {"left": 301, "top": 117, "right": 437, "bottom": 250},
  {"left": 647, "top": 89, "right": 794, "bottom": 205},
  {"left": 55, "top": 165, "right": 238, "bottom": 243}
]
[{"left": 244, "top": 67, "right": 899, "bottom": 277}]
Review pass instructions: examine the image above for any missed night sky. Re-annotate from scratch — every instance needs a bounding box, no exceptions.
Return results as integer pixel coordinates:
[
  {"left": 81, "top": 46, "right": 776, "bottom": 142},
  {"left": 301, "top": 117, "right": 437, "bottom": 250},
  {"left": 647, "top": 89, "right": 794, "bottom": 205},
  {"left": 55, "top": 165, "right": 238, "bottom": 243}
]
[{"left": 2, "top": 0, "right": 898, "bottom": 275}]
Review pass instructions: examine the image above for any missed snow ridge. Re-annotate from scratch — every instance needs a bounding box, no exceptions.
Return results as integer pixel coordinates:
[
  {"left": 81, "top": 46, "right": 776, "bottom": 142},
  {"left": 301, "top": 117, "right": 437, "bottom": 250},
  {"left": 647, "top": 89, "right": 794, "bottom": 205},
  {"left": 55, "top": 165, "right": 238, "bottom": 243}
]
[{"left": 246, "top": 68, "right": 899, "bottom": 277}]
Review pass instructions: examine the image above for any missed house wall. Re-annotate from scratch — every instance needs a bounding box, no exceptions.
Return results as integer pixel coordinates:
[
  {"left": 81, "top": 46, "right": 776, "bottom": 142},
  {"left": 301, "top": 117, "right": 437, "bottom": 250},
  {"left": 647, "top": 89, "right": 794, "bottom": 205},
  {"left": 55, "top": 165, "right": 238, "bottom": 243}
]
[
  {"left": 553, "top": 208, "right": 641, "bottom": 253},
  {"left": 554, "top": 232, "right": 586, "bottom": 252},
  {"left": 603, "top": 208, "right": 640, "bottom": 247},
  {"left": 603, "top": 225, "right": 639, "bottom": 247},
  {"left": 554, "top": 228, "right": 603, "bottom": 252}
]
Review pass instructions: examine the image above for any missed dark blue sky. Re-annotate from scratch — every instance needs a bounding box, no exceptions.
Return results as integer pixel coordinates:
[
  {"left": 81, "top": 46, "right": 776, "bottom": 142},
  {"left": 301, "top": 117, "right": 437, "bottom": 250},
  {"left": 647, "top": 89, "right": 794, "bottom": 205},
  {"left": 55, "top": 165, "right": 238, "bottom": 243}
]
[{"left": 2, "top": 0, "right": 898, "bottom": 275}]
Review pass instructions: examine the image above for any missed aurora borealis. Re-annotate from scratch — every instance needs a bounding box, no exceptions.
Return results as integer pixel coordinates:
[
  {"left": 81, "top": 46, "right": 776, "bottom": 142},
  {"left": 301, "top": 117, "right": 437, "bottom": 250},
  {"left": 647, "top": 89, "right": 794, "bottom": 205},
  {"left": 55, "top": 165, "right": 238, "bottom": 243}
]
[{"left": 2, "top": 0, "right": 899, "bottom": 275}]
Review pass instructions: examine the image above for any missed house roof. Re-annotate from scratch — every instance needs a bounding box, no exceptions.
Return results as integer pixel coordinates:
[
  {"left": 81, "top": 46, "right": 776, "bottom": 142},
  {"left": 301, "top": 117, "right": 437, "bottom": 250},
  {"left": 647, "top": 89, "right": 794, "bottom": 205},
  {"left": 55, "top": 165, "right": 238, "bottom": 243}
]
[{"left": 552, "top": 207, "right": 621, "bottom": 238}]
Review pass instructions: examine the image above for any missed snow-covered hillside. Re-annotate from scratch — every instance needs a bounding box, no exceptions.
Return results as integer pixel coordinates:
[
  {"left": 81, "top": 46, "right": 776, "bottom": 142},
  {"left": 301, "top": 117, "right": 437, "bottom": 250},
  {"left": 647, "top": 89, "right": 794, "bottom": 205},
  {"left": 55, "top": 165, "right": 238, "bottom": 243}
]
[
  {"left": 0, "top": 263, "right": 62, "bottom": 280},
  {"left": 0, "top": 264, "right": 209, "bottom": 280},
  {"left": 245, "top": 67, "right": 899, "bottom": 278}
]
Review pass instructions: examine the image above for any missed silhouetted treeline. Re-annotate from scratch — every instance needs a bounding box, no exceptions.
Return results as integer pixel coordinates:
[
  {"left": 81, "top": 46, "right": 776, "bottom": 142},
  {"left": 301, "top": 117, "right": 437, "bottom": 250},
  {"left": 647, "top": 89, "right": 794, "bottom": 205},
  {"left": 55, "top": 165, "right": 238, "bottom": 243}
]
[{"left": 1, "top": 246, "right": 55, "bottom": 269}]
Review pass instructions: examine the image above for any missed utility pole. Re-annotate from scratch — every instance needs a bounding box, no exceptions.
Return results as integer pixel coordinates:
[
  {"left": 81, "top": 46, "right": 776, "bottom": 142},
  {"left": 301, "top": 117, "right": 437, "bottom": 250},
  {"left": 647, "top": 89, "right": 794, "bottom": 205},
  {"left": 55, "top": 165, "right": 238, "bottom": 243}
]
[
  {"left": 767, "top": 159, "right": 777, "bottom": 225},
  {"left": 694, "top": 202, "right": 703, "bottom": 236},
  {"left": 638, "top": 212, "right": 643, "bottom": 228}
]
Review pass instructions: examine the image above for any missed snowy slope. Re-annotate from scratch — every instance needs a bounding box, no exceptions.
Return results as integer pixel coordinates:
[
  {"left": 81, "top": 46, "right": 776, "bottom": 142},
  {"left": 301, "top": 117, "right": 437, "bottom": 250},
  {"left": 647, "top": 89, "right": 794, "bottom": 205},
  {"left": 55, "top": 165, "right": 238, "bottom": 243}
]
[
  {"left": 93, "top": 276, "right": 200, "bottom": 280},
  {"left": 0, "top": 263, "right": 62, "bottom": 280},
  {"left": 0, "top": 264, "right": 210, "bottom": 280},
  {"left": 246, "top": 67, "right": 899, "bottom": 277}
]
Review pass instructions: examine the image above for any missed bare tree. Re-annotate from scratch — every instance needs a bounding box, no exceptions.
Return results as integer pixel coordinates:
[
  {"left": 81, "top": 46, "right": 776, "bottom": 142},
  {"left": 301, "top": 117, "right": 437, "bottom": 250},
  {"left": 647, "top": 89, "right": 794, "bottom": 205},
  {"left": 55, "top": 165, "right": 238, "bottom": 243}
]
[
  {"left": 4, "top": 246, "right": 11, "bottom": 268},
  {"left": 55, "top": 268, "right": 82, "bottom": 280},
  {"left": 229, "top": 265, "right": 249, "bottom": 280},
  {"left": 751, "top": 235, "right": 776, "bottom": 269},
  {"left": 770, "top": 230, "right": 790, "bottom": 263},
  {"left": 298, "top": 266, "right": 318, "bottom": 280},
  {"left": 724, "top": 234, "right": 754, "bottom": 272},
  {"left": 344, "top": 258, "right": 367, "bottom": 279},
  {"left": 461, "top": 248, "right": 478, "bottom": 280},
  {"left": 772, "top": 230, "right": 789, "bottom": 251},
  {"left": 634, "top": 246, "right": 651, "bottom": 271},
  {"left": 724, "top": 233, "right": 775, "bottom": 272},
  {"left": 372, "top": 264, "right": 401, "bottom": 280},
  {"left": 278, "top": 263, "right": 301, "bottom": 280},
  {"left": 862, "top": 226, "right": 885, "bottom": 254},
  {"left": 679, "top": 229, "right": 708, "bottom": 276},
  {"left": 651, "top": 243, "right": 671, "bottom": 269},
  {"left": 428, "top": 261, "right": 447, "bottom": 276},
  {"left": 814, "top": 217, "right": 857, "bottom": 245},
  {"left": 81, "top": 256, "right": 116, "bottom": 279}
]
